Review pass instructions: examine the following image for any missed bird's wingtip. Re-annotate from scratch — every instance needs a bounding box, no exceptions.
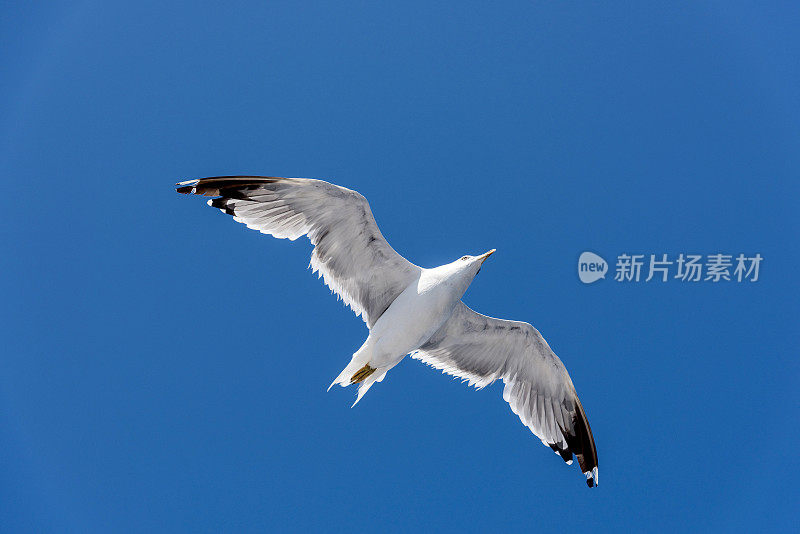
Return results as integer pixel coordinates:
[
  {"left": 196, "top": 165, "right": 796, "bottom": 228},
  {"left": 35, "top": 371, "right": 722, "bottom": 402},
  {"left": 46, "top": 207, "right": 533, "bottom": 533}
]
[
  {"left": 175, "top": 179, "right": 199, "bottom": 194},
  {"left": 585, "top": 466, "right": 599, "bottom": 487}
]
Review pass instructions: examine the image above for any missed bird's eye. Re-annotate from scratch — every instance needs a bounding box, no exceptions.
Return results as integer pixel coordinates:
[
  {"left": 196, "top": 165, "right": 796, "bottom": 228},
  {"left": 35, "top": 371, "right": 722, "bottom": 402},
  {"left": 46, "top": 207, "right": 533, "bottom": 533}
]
[{"left": 461, "top": 256, "right": 470, "bottom": 261}]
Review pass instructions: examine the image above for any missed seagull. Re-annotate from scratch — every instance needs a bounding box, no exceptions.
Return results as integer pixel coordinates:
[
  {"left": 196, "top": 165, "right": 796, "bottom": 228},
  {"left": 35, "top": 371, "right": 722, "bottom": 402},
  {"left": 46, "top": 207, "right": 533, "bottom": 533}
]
[{"left": 176, "top": 176, "right": 598, "bottom": 487}]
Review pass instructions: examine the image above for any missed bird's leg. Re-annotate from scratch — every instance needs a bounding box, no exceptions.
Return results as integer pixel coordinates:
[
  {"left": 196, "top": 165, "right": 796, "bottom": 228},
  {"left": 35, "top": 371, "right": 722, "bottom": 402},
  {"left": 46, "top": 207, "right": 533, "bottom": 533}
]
[{"left": 350, "top": 364, "right": 376, "bottom": 384}]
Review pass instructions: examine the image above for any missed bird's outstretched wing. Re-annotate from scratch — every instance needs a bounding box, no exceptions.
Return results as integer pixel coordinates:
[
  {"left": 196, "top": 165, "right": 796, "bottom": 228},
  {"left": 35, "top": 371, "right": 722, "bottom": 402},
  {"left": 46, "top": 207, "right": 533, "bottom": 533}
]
[
  {"left": 176, "top": 176, "right": 421, "bottom": 328},
  {"left": 413, "top": 301, "right": 598, "bottom": 486}
]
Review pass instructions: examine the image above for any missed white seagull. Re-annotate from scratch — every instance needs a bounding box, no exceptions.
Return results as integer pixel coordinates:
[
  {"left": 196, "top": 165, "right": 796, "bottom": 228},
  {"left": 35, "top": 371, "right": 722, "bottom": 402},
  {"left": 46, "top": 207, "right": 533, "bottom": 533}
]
[{"left": 177, "top": 176, "right": 598, "bottom": 487}]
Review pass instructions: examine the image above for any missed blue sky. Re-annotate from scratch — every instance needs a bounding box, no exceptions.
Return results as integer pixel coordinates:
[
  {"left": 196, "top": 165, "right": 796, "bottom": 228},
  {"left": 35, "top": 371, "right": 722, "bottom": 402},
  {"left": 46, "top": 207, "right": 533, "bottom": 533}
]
[{"left": 2, "top": 1, "right": 798, "bottom": 532}]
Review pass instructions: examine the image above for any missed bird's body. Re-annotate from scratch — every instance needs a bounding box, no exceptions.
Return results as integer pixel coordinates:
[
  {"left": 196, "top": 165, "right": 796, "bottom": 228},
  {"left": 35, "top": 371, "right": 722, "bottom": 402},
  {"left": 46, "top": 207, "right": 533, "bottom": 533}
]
[
  {"left": 177, "top": 176, "right": 599, "bottom": 487},
  {"left": 331, "top": 254, "right": 492, "bottom": 404}
]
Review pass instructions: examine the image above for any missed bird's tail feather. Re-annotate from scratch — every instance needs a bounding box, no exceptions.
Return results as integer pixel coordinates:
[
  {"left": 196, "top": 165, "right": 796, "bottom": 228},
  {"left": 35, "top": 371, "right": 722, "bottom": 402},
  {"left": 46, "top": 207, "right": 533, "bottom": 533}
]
[
  {"left": 351, "top": 370, "right": 385, "bottom": 407},
  {"left": 328, "top": 346, "right": 372, "bottom": 391},
  {"left": 327, "top": 347, "right": 386, "bottom": 406}
]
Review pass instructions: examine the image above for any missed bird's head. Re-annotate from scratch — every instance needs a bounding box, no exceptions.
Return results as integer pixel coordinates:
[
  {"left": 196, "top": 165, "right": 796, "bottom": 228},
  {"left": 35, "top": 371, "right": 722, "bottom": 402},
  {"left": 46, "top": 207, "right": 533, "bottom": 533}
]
[{"left": 446, "top": 249, "right": 496, "bottom": 285}]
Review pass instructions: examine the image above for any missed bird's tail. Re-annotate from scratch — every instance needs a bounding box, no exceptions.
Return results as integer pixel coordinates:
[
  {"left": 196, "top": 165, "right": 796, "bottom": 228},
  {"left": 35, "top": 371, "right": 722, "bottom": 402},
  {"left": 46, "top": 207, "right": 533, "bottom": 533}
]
[
  {"left": 328, "top": 347, "right": 386, "bottom": 407},
  {"left": 328, "top": 352, "right": 369, "bottom": 391}
]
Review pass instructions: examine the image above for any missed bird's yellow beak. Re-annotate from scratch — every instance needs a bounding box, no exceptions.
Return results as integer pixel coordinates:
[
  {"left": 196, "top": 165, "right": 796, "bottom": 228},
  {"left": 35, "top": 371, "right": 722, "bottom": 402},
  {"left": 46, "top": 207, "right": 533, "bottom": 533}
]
[{"left": 479, "top": 249, "right": 496, "bottom": 262}]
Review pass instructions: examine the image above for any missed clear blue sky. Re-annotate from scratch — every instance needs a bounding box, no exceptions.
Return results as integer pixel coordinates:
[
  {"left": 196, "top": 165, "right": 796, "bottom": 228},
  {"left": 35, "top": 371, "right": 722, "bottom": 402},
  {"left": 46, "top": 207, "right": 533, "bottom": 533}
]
[{"left": 2, "top": 2, "right": 798, "bottom": 532}]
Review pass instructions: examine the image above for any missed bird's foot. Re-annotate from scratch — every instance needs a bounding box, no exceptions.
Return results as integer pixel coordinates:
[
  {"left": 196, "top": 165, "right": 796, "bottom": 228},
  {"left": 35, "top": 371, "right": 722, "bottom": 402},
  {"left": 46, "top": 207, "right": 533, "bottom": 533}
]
[{"left": 350, "top": 364, "right": 376, "bottom": 384}]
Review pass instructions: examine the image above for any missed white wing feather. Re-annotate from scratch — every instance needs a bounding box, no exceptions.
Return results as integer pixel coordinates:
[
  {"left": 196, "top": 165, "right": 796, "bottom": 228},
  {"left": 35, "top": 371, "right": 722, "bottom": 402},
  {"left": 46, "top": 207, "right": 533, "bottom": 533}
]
[
  {"left": 413, "top": 301, "right": 598, "bottom": 486},
  {"left": 177, "top": 176, "right": 421, "bottom": 328}
]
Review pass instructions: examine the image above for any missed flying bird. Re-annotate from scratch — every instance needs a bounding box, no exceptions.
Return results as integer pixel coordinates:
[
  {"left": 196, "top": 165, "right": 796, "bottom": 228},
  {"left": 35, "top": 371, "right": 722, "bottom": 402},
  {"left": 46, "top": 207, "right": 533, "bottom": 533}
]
[{"left": 176, "top": 176, "right": 598, "bottom": 487}]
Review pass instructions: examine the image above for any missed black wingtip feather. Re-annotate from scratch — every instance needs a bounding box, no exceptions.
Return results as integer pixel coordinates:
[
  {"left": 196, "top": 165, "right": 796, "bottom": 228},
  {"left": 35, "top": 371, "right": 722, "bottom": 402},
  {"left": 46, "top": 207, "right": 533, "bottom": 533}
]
[
  {"left": 568, "top": 398, "right": 598, "bottom": 487},
  {"left": 551, "top": 398, "right": 598, "bottom": 488},
  {"left": 176, "top": 184, "right": 196, "bottom": 194},
  {"left": 549, "top": 443, "right": 574, "bottom": 463},
  {"left": 574, "top": 400, "right": 598, "bottom": 474},
  {"left": 208, "top": 197, "right": 236, "bottom": 215},
  {"left": 175, "top": 176, "right": 284, "bottom": 197}
]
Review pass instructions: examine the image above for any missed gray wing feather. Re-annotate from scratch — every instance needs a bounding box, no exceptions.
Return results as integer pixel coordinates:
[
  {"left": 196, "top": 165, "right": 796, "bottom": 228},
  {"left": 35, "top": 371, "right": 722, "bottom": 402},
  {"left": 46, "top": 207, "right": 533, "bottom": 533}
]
[
  {"left": 177, "top": 176, "right": 420, "bottom": 328},
  {"left": 413, "top": 301, "right": 599, "bottom": 486}
]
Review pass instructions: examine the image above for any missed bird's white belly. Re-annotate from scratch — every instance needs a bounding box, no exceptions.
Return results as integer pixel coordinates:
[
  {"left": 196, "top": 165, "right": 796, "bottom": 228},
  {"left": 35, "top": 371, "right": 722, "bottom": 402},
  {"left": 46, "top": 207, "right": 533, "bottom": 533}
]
[{"left": 366, "top": 276, "right": 459, "bottom": 369}]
